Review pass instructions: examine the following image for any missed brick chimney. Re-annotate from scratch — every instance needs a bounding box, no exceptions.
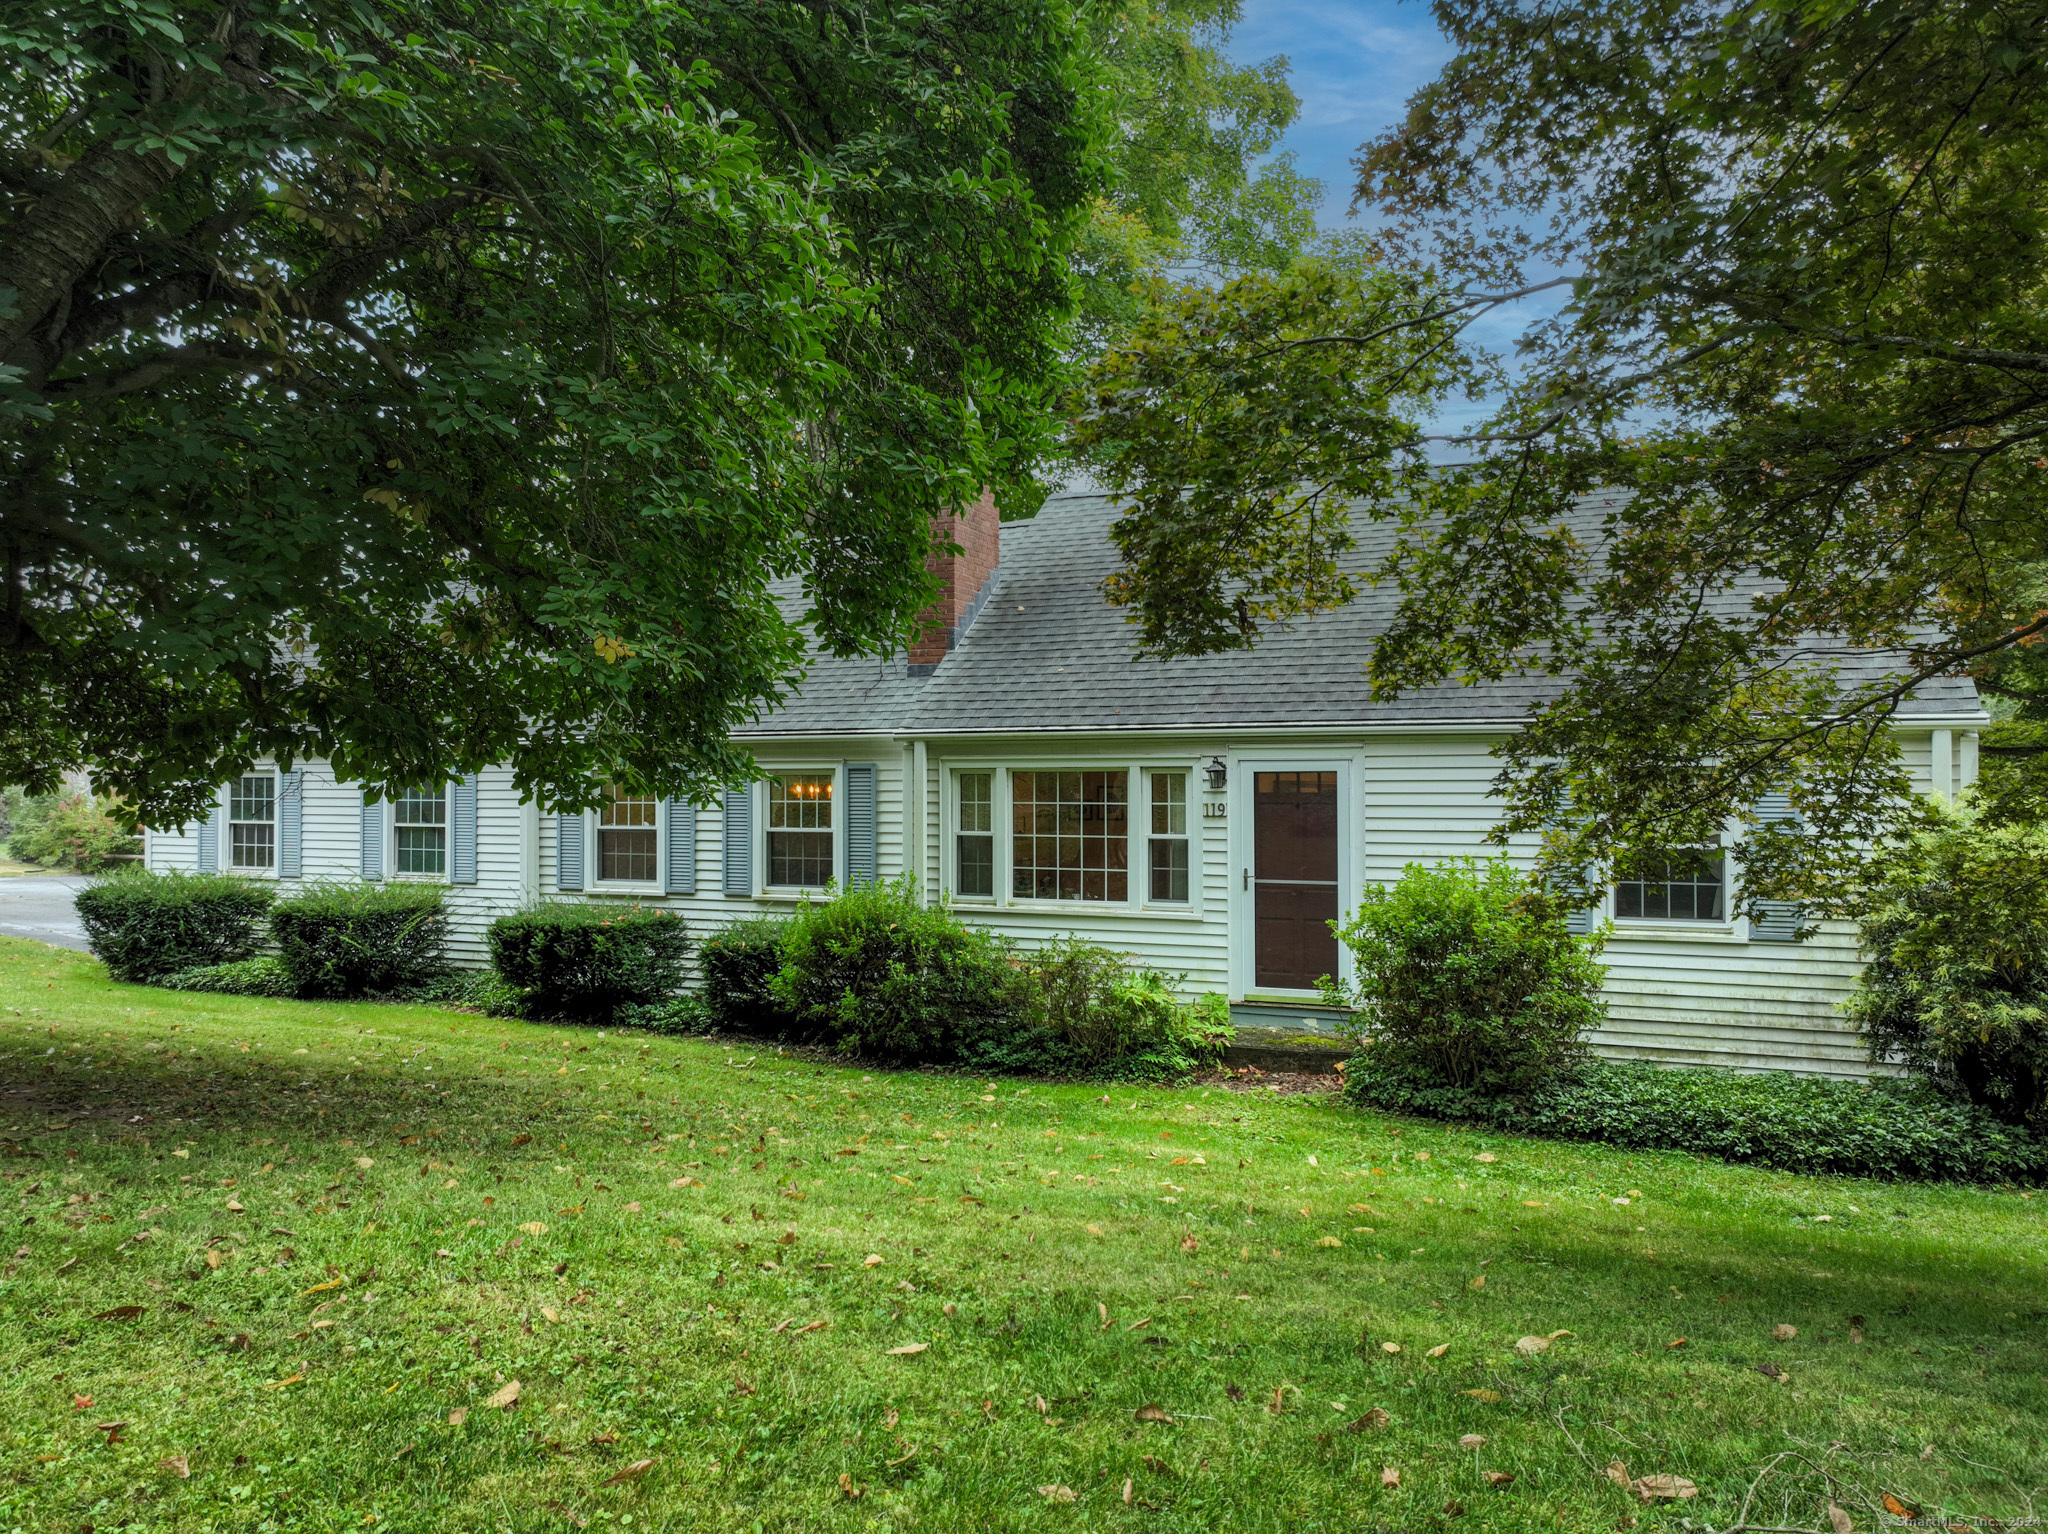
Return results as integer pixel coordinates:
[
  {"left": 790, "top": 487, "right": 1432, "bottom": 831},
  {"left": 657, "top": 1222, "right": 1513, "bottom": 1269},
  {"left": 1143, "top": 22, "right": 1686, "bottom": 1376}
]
[{"left": 908, "top": 489, "right": 1000, "bottom": 674}]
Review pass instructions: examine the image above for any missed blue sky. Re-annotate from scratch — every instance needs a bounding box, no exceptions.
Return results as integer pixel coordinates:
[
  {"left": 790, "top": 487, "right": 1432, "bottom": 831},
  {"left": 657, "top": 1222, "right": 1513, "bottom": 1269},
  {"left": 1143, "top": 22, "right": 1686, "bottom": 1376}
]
[{"left": 1224, "top": 0, "right": 1453, "bottom": 233}]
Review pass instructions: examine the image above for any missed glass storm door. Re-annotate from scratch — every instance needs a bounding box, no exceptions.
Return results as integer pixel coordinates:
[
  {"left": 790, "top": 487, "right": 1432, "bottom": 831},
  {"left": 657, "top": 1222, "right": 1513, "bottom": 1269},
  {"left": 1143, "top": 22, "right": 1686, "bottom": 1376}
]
[{"left": 1253, "top": 770, "right": 1340, "bottom": 990}]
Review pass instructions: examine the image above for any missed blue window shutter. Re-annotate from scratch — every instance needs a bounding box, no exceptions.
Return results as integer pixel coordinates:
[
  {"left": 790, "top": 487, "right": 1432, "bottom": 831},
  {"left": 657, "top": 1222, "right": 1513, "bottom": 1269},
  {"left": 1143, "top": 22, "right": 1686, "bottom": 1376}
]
[
  {"left": 843, "top": 762, "right": 878, "bottom": 887},
  {"left": 1754, "top": 791, "right": 1801, "bottom": 830},
  {"left": 722, "top": 788, "right": 752, "bottom": 896},
  {"left": 1565, "top": 905, "right": 1599, "bottom": 936},
  {"left": 195, "top": 800, "right": 221, "bottom": 873},
  {"left": 1750, "top": 901, "right": 1806, "bottom": 943},
  {"left": 556, "top": 812, "right": 584, "bottom": 891},
  {"left": 278, "top": 770, "right": 305, "bottom": 879},
  {"left": 450, "top": 775, "right": 478, "bottom": 885},
  {"left": 664, "top": 799, "right": 696, "bottom": 895},
  {"left": 359, "top": 794, "right": 384, "bottom": 880}
]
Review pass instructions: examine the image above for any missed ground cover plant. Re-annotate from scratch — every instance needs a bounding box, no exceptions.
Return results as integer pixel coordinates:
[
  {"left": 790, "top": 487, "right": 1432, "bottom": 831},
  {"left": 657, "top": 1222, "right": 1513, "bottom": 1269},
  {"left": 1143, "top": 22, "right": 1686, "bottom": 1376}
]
[{"left": 1, "top": 935, "right": 2043, "bottom": 1533}]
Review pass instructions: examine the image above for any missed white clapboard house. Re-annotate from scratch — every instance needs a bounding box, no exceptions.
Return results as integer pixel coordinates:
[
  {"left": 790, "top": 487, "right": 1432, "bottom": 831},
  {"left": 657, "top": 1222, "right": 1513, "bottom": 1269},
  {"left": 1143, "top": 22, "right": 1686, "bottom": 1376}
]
[{"left": 144, "top": 490, "right": 1985, "bottom": 1076}]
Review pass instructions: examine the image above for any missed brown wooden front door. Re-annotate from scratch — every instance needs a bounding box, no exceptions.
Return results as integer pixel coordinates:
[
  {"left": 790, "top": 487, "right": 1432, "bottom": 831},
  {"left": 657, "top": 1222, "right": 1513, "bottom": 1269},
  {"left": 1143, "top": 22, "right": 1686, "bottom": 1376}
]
[{"left": 1253, "top": 770, "right": 1340, "bottom": 990}]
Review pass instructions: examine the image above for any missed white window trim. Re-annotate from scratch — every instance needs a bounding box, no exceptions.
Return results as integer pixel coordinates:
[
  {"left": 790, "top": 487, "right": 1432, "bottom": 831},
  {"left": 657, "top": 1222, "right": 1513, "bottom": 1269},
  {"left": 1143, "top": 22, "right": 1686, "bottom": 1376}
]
[
  {"left": 760, "top": 765, "right": 841, "bottom": 898},
  {"left": 1605, "top": 835, "right": 1741, "bottom": 936},
  {"left": 584, "top": 792, "right": 665, "bottom": 894},
  {"left": 227, "top": 770, "right": 280, "bottom": 879},
  {"left": 390, "top": 786, "right": 451, "bottom": 884},
  {"left": 939, "top": 757, "right": 1201, "bottom": 913}
]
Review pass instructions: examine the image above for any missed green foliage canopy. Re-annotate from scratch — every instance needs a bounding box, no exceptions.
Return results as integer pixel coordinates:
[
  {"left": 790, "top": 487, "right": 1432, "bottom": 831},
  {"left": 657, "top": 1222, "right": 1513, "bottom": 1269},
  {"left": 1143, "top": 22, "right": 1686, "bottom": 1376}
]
[
  {"left": 0, "top": 0, "right": 1104, "bottom": 825},
  {"left": 1076, "top": 0, "right": 2043, "bottom": 910}
]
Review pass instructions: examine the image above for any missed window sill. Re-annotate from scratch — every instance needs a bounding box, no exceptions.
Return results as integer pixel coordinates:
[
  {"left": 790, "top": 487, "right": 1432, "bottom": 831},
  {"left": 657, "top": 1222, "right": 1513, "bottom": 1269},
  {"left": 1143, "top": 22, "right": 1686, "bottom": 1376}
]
[
  {"left": 589, "top": 882, "right": 665, "bottom": 898},
  {"left": 1606, "top": 921, "right": 1745, "bottom": 943}
]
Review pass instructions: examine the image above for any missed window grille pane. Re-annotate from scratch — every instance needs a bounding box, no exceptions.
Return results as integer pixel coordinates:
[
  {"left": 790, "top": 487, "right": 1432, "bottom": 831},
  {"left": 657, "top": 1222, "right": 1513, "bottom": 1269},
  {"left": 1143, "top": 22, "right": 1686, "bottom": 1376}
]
[
  {"left": 1010, "top": 770, "right": 1127, "bottom": 901},
  {"left": 958, "top": 772, "right": 992, "bottom": 834},
  {"left": 1614, "top": 850, "right": 1723, "bottom": 921},
  {"left": 230, "top": 775, "right": 274, "bottom": 825},
  {"left": 394, "top": 788, "right": 447, "bottom": 826},
  {"left": 230, "top": 822, "right": 275, "bottom": 869},
  {"left": 767, "top": 774, "right": 833, "bottom": 885},
  {"left": 957, "top": 834, "right": 994, "bottom": 897},
  {"left": 1151, "top": 772, "right": 1187, "bottom": 836},
  {"left": 1149, "top": 837, "right": 1189, "bottom": 902},
  {"left": 396, "top": 824, "right": 447, "bottom": 875},
  {"left": 599, "top": 828, "right": 658, "bottom": 882},
  {"left": 600, "top": 787, "right": 658, "bottom": 828}
]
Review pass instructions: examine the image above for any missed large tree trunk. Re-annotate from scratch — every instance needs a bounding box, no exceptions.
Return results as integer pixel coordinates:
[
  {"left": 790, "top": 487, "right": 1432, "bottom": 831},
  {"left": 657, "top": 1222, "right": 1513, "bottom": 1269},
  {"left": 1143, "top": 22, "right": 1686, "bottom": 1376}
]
[{"left": 0, "top": 134, "right": 183, "bottom": 374}]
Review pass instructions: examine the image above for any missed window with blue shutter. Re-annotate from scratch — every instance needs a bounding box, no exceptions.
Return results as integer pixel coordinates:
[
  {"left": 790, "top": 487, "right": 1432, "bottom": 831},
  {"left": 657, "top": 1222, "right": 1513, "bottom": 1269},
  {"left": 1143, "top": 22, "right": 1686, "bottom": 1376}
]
[
  {"left": 358, "top": 794, "right": 384, "bottom": 880},
  {"left": 664, "top": 799, "right": 696, "bottom": 895},
  {"left": 722, "top": 787, "right": 752, "bottom": 896},
  {"left": 450, "top": 775, "right": 478, "bottom": 885},
  {"left": 278, "top": 769, "right": 305, "bottom": 879},
  {"left": 195, "top": 799, "right": 222, "bottom": 873},
  {"left": 843, "top": 762, "right": 878, "bottom": 887},
  {"left": 1748, "top": 791, "right": 1806, "bottom": 941},
  {"left": 556, "top": 811, "right": 584, "bottom": 890}
]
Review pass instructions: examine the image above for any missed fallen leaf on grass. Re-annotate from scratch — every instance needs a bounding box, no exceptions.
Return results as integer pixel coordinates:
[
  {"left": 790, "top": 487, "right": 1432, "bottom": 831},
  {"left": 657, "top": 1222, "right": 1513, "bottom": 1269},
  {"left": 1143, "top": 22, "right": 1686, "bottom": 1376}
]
[
  {"left": 1666, "top": 1337, "right": 1688, "bottom": 1350},
  {"left": 1484, "top": 1471, "right": 1515, "bottom": 1486},
  {"left": 449, "top": 1407, "right": 468, "bottom": 1425},
  {"left": 1772, "top": 1323, "right": 1798, "bottom": 1341},
  {"left": 205, "top": 1250, "right": 224, "bottom": 1271},
  {"left": 1317, "top": 1236, "right": 1343, "bottom": 1248},
  {"left": 795, "top": 1320, "right": 829, "bottom": 1335},
  {"left": 1123, "top": 1476, "right": 1134, "bottom": 1504},
  {"left": 300, "top": 1278, "right": 344, "bottom": 1297},
  {"left": 1038, "top": 1485, "right": 1076, "bottom": 1503},
  {"left": 484, "top": 1380, "right": 521, "bottom": 1410},
  {"left": 1098, "top": 1303, "right": 1110, "bottom": 1329},
  {"left": 1426, "top": 1343, "right": 1450, "bottom": 1358},
  {"left": 264, "top": 1373, "right": 304, "bottom": 1390},
  {"left": 1468, "top": 1276, "right": 1485, "bottom": 1290},
  {"left": 598, "top": 1459, "right": 655, "bottom": 1487},
  {"left": 1474, "top": 1152, "right": 1497, "bottom": 1163},
  {"left": 94, "top": 1305, "right": 146, "bottom": 1322},
  {"left": 1828, "top": 1504, "right": 1854, "bottom": 1533},
  {"left": 1347, "top": 1409, "right": 1390, "bottom": 1433},
  {"left": 72, "top": 1395, "right": 92, "bottom": 1412},
  {"left": 1381, "top": 1467, "right": 1401, "bottom": 1487},
  {"left": 1459, "top": 1435, "right": 1487, "bottom": 1450},
  {"left": 1632, "top": 1474, "right": 1698, "bottom": 1501},
  {"left": 520, "top": 1222, "right": 548, "bottom": 1236},
  {"left": 541, "top": 1306, "right": 561, "bottom": 1323},
  {"left": 1380, "top": 1341, "right": 1401, "bottom": 1354},
  {"left": 1134, "top": 1404, "right": 1173, "bottom": 1423},
  {"left": 511, "top": 1134, "right": 532, "bottom": 1147},
  {"left": 1882, "top": 1494, "right": 1919, "bottom": 1519},
  {"left": 668, "top": 1178, "right": 702, "bottom": 1189},
  {"left": 885, "top": 1343, "right": 928, "bottom": 1356},
  {"left": 886, "top": 1443, "right": 919, "bottom": 1468},
  {"left": 159, "top": 1455, "right": 189, "bottom": 1478},
  {"left": 1126, "top": 1317, "right": 1152, "bottom": 1332},
  {"left": 839, "top": 1472, "right": 862, "bottom": 1500},
  {"left": 863, "top": 1254, "right": 884, "bottom": 1268},
  {"left": 1463, "top": 1389, "right": 1501, "bottom": 1403}
]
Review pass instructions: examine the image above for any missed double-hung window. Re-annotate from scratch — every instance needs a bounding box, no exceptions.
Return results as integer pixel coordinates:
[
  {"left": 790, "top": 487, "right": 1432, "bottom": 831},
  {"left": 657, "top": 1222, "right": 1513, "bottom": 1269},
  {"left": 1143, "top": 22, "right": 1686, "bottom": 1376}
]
[
  {"left": 1148, "top": 771, "right": 1190, "bottom": 902},
  {"left": 394, "top": 787, "right": 447, "bottom": 876},
  {"left": 1011, "top": 770, "right": 1128, "bottom": 902},
  {"left": 1614, "top": 849, "right": 1725, "bottom": 921},
  {"left": 955, "top": 772, "right": 994, "bottom": 897},
  {"left": 767, "top": 774, "right": 834, "bottom": 887},
  {"left": 229, "top": 775, "right": 275, "bottom": 870},
  {"left": 598, "top": 787, "right": 659, "bottom": 883}
]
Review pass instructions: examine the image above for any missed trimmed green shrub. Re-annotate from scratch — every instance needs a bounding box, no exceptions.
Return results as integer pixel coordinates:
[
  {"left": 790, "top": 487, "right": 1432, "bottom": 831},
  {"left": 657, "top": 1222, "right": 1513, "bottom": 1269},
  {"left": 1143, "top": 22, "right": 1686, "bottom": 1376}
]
[
  {"left": 394, "top": 969, "right": 528, "bottom": 1012},
  {"left": 700, "top": 915, "right": 795, "bottom": 1033},
  {"left": 769, "top": 877, "right": 1036, "bottom": 1062},
  {"left": 161, "top": 956, "right": 297, "bottom": 998},
  {"left": 75, "top": 871, "right": 276, "bottom": 982},
  {"left": 1029, "top": 935, "right": 1233, "bottom": 1079},
  {"left": 1846, "top": 812, "right": 2048, "bottom": 1131},
  {"left": 1324, "top": 858, "right": 1604, "bottom": 1094},
  {"left": 1343, "top": 1055, "right": 2048, "bottom": 1184},
  {"left": 487, "top": 904, "right": 690, "bottom": 1022},
  {"left": 7, "top": 791, "right": 140, "bottom": 872},
  {"left": 272, "top": 882, "right": 449, "bottom": 999}
]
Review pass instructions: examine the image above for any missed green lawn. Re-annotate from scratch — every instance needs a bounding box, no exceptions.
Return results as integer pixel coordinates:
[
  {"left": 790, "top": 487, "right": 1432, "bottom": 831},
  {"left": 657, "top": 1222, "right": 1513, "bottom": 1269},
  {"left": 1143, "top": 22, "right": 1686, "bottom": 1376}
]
[{"left": 2, "top": 936, "right": 2043, "bottom": 1534}]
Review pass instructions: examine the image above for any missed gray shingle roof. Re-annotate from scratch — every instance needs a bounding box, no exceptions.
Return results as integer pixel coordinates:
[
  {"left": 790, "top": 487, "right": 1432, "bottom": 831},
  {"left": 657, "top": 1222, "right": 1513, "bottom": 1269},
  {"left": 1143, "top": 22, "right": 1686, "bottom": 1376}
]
[{"left": 736, "top": 490, "right": 1983, "bottom": 736}]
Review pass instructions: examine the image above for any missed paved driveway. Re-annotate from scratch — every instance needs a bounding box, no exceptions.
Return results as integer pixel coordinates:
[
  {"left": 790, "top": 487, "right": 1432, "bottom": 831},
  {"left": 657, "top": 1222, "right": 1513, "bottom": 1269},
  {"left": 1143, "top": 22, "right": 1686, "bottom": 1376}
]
[{"left": 0, "top": 873, "right": 92, "bottom": 952}]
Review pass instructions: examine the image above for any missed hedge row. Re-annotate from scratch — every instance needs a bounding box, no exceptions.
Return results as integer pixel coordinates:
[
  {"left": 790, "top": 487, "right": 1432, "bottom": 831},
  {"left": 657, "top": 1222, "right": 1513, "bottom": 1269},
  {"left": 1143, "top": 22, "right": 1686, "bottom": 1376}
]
[{"left": 1342, "top": 1057, "right": 2048, "bottom": 1184}]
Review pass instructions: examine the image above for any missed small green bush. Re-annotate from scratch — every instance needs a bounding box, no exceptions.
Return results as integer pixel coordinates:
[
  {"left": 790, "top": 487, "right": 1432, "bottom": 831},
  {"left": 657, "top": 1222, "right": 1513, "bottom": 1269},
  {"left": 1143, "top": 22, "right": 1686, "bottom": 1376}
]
[
  {"left": 75, "top": 871, "right": 276, "bottom": 982},
  {"left": 272, "top": 882, "right": 449, "bottom": 999},
  {"left": 393, "top": 969, "right": 528, "bottom": 1012},
  {"left": 700, "top": 916, "right": 796, "bottom": 1033},
  {"left": 487, "top": 904, "right": 690, "bottom": 1023},
  {"left": 161, "top": 956, "right": 297, "bottom": 998},
  {"left": 1324, "top": 858, "right": 1603, "bottom": 1094},
  {"left": 1029, "top": 936, "right": 1233, "bottom": 1079},
  {"left": 1846, "top": 812, "right": 2048, "bottom": 1131},
  {"left": 615, "top": 994, "right": 715, "bottom": 1035},
  {"left": 1343, "top": 1056, "right": 2047, "bottom": 1184},
  {"left": 8, "top": 792, "right": 141, "bottom": 872},
  {"left": 769, "top": 877, "right": 1035, "bottom": 1062}
]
